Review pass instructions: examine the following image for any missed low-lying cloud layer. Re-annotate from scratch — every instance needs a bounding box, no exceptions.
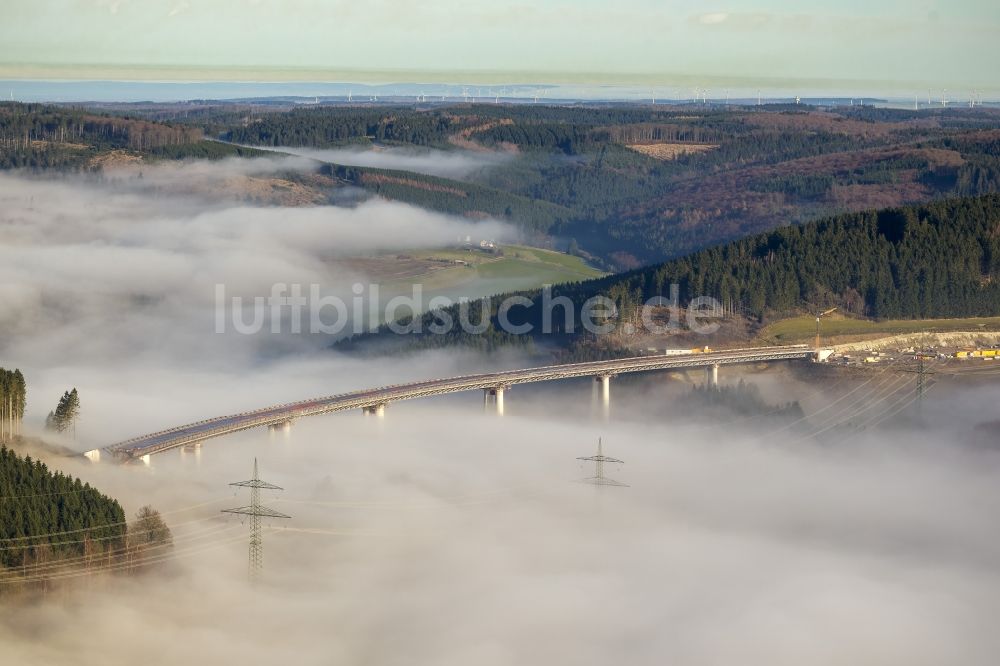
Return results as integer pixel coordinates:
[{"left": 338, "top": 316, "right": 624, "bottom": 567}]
[
  {"left": 262, "top": 144, "right": 512, "bottom": 179},
  {"left": 5, "top": 402, "right": 1000, "bottom": 666},
  {"left": 3, "top": 157, "right": 1000, "bottom": 665},
  {"left": 0, "top": 163, "right": 514, "bottom": 440}
]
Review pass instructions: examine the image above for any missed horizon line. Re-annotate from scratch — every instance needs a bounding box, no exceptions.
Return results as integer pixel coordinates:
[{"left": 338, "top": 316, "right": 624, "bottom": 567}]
[{"left": 0, "top": 63, "right": 990, "bottom": 92}]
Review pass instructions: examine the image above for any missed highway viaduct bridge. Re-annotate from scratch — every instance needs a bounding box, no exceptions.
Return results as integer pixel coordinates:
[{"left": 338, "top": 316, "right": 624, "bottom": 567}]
[{"left": 89, "top": 345, "right": 815, "bottom": 463}]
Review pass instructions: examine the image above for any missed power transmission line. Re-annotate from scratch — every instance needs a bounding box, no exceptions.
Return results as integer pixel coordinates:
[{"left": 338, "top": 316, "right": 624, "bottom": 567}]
[
  {"left": 0, "top": 497, "right": 229, "bottom": 544},
  {"left": 0, "top": 523, "right": 242, "bottom": 581},
  {"left": 577, "top": 438, "right": 628, "bottom": 487},
  {"left": 1, "top": 528, "right": 250, "bottom": 586},
  {"left": 222, "top": 459, "right": 290, "bottom": 581}
]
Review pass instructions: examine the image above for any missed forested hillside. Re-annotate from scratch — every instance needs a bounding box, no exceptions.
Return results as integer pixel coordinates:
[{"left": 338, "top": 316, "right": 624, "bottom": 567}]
[
  {"left": 593, "top": 194, "right": 1000, "bottom": 320},
  {"left": 227, "top": 107, "right": 463, "bottom": 147},
  {"left": 0, "top": 443, "right": 175, "bottom": 590},
  {"left": 215, "top": 103, "right": 1000, "bottom": 266},
  {"left": 0, "top": 446, "right": 126, "bottom": 571},
  {"left": 340, "top": 195, "right": 1000, "bottom": 354},
  {"left": 11, "top": 100, "right": 1000, "bottom": 268},
  {"left": 0, "top": 102, "right": 261, "bottom": 169},
  {"left": 320, "top": 163, "right": 572, "bottom": 233}
]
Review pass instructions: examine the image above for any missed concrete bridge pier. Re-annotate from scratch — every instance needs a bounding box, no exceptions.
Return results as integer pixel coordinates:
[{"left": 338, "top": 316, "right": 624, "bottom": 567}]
[
  {"left": 484, "top": 387, "right": 505, "bottom": 415},
  {"left": 595, "top": 374, "right": 612, "bottom": 421},
  {"left": 181, "top": 441, "right": 203, "bottom": 462},
  {"left": 363, "top": 403, "right": 387, "bottom": 419},
  {"left": 705, "top": 363, "right": 720, "bottom": 388},
  {"left": 268, "top": 420, "right": 293, "bottom": 433},
  {"left": 268, "top": 420, "right": 293, "bottom": 444}
]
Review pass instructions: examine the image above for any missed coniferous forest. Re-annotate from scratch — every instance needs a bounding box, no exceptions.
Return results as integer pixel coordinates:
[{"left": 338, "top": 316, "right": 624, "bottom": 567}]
[
  {"left": 594, "top": 193, "right": 1000, "bottom": 321},
  {"left": 0, "top": 371, "right": 170, "bottom": 590},
  {"left": 0, "top": 444, "right": 174, "bottom": 589},
  {"left": 0, "top": 446, "right": 126, "bottom": 571}
]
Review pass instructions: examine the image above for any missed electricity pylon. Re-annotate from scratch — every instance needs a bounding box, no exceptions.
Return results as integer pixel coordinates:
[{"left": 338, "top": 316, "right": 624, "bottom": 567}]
[
  {"left": 577, "top": 438, "right": 628, "bottom": 487},
  {"left": 900, "top": 354, "right": 936, "bottom": 417},
  {"left": 222, "top": 458, "right": 290, "bottom": 580}
]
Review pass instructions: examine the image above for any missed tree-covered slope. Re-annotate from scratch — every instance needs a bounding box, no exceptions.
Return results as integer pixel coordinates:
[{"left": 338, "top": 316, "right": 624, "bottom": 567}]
[
  {"left": 598, "top": 193, "right": 1000, "bottom": 321},
  {"left": 0, "top": 446, "right": 126, "bottom": 570},
  {"left": 340, "top": 194, "right": 1000, "bottom": 354},
  {"left": 320, "top": 163, "right": 573, "bottom": 233},
  {"left": 13, "top": 101, "right": 1000, "bottom": 268},
  {"left": 214, "top": 103, "right": 1000, "bottom": 266},
  {"left": 0, "top": 102, "right": 269, "bottom": 169}
]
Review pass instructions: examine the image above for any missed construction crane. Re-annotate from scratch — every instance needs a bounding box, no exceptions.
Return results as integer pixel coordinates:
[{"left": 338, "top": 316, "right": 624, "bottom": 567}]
[{"left": 815, "top": 307, "right": 838, "bottom": 350}]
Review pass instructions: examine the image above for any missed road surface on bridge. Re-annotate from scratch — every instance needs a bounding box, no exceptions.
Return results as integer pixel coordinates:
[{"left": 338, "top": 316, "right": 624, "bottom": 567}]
[{"left": 98, "top": 345, "right": 813, "bottom": 461}]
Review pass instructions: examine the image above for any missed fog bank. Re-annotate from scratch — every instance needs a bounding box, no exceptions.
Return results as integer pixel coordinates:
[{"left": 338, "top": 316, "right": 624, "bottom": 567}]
[
  {"left": 0, "top": 165, "right": 515, "bottom": 443},
  {"left": 3, "top": 157, "right": 1000, "bottom": 666},
  {"left": 264, "top": 144, "right": 512, "bottom": 179},
  {"left": 4, "top": 407, "right": 1000, "bottom": 666}
]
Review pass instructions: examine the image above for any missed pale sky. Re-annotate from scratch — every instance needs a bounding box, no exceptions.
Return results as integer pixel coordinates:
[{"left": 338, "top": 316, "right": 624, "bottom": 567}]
[{"left": 0, "top": 0, "right": 997, "bottom": 88}]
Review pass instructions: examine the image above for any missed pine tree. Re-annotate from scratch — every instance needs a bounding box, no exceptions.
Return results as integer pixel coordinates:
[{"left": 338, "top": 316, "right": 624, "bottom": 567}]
[
  {"left": 63, "top": 388, "right": 80, "bottom": 436},
  {"left": 0, "top": 368, "right": 27, "bottom": 442},
  {"left": 47, "top": 388, "right": 80, "bottom": 435}
]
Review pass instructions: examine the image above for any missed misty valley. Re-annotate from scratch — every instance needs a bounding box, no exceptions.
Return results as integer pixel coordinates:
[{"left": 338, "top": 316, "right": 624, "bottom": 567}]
[{"left": 2, "top": 10, "right": 1000, "bottom": 664}]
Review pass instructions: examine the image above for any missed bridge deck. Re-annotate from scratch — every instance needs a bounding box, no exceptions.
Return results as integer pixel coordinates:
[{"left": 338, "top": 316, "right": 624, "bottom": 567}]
[{"left": 102, "top": 346, "right": 812, "bottom": 460}]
